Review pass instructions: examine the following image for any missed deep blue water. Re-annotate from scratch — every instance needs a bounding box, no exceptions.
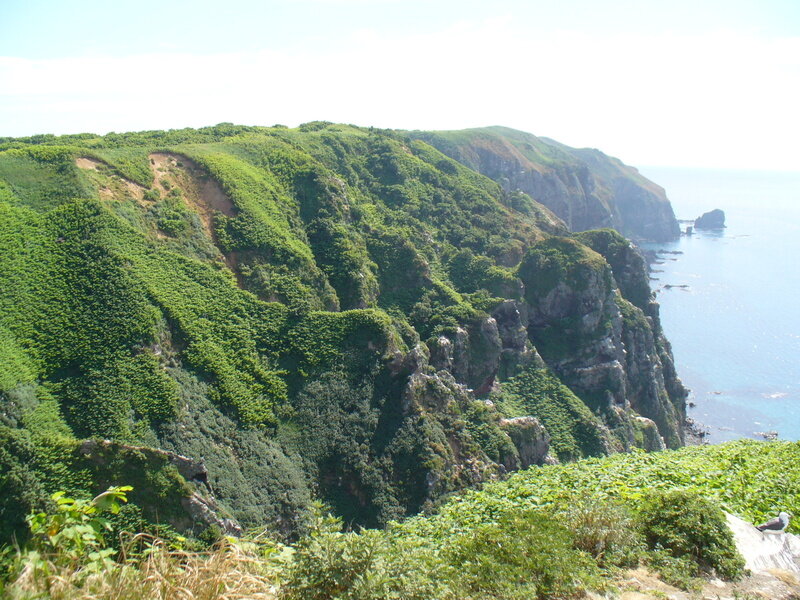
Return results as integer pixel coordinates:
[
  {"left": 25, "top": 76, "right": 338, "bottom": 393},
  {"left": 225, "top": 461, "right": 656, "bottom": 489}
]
[{"left": 638, "top": 167, "right": 800, "bottom": 443}]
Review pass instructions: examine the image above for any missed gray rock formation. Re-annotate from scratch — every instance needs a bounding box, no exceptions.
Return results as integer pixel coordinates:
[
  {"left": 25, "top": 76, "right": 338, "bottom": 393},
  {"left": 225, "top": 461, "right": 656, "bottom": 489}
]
[
  {"left": 517, "top": 235, "right": 686, "bottom": 448},
  {"left": 727, "top": 513, "right": 800, "bottom": 574},
  {"left": 499, "top": 416, "right": 555, "bottom": 468},
  {"left": 694, "top": 208, "right": 726, "bottom": 229}
]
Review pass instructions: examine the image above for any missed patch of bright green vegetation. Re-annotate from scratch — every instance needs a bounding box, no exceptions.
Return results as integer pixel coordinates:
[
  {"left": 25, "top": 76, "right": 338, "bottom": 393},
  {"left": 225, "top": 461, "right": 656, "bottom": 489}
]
[
  {"left": 491, "top": 365, "right": 611, "bottom": 460},
  {"left": 416, "top": 439, "right": 800, "bottom": 536},
  {"left": 0, "top": 146, "right": 96, "bottom": 211}
]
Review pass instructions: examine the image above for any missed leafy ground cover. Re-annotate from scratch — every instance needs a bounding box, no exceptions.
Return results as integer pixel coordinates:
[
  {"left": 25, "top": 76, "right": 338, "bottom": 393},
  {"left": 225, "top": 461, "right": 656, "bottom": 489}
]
[{"left": 3, "top": 439, "right": 795, "bottom": 599}]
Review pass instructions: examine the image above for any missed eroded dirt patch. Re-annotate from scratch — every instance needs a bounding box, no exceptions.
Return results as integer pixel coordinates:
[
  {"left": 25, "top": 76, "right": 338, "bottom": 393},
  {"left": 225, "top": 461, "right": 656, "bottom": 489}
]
[
  {"left": 149, "top": 153, "right": 236, "bottom": 237},
  {"left": 148, "top": 152, "right": 241, "bottom": 280},
  {"left": 75, "top": 156, "right": 145, "bottom": 202}
]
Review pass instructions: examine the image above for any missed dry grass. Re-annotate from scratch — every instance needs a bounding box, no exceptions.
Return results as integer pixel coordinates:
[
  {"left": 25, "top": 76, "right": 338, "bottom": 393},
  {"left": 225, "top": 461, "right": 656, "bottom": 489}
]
[{"left": 5, "top": 538, "right": 278, "bottom": 600}]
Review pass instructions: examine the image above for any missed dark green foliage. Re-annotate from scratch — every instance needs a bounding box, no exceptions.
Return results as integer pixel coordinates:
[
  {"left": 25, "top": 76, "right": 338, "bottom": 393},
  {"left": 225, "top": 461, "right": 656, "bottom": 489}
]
[
  {"left": 282, "top": 512, "right": 436, "bottom": 600},
  {"left": 446, "top": 247, "right": 522, "bottom": 298},
  {"left": 0, "top": 427, "right": 50, "bottom": 545},
  {"left": 289, "top": 372, "right": 401, "bottom": 526},
  {"left": 637, "top": 489, "right": 745, "bottom": 581},
  {"left": 69, "top": 441, "right": 192, "bottom": 529},
  {"left": 443, "top": 508, "right": 599, "bottom": 600},
  {"left": 492, "top": 365, "right": 610, "bottom": 461},
  {"left": 518, "top": 236, "right": 608, "bottom": 299},
  {"left": 307, "top": 218, "right": 378, "bottom": 309},
  {"left": 158, "top": 368, "right": 313, "bottom": 538}
]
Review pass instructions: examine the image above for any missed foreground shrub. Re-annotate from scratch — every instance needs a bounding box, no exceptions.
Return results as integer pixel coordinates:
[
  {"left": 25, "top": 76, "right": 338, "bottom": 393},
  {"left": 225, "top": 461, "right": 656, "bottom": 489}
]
[
  {"left": 280, "top": 510, "right": 437, "bottom": 600},
  {"left": 637, "top": 489, "right": 745, "bottom": 582},
  {"left": 442, "top": 508, "right": 600, "bottom": 600},
  {"left": 564, "top": 498, "right": 643, "bottom": 568},
  {"left": 4, "top": 539, "right": 277, "bottom": 600}
]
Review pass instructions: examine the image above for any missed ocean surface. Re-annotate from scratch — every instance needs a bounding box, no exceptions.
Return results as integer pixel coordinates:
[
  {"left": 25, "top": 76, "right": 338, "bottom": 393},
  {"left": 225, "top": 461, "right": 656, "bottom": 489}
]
[{"left": 637, "top": 167, "right": 800, "bottom": 443}]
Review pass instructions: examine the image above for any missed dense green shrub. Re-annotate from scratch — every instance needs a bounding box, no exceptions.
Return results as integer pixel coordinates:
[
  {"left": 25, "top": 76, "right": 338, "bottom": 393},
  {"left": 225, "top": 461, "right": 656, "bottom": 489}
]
[
  {"left": 564, "top": 498, "right": 643, "bottom": 568},
  {"left": 518, "top": 236, "right": 608, "bottom": 299},
  {"left": 0, "top": 427, "right": 50, "bottom": 545},
  {"left": 442, "top": 508, "right": 600, "bottom": 599},
  {"left": 637, "top": 489, "right": 745, "bottom": 581},
  {"left": 491, "top": 365, "right": 611, "bottom": 460},
  {"left": 282, "top": 521, "right": 435, "bottom": 600}
]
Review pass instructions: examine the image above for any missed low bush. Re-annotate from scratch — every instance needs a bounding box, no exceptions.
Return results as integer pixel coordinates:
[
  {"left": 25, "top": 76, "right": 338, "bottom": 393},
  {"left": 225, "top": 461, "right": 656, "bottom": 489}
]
[
  {"left": 442, "top": 508, "right": 600, "bottom": 600},
  {"left": 564, "top": 498, "right": 643, "bottom": 568},
  {"left": 280, "top": 509, "right": 436, "bottom": 600},
  {"left": 637, "top": 489, "right": 745, "bottom": 582}
]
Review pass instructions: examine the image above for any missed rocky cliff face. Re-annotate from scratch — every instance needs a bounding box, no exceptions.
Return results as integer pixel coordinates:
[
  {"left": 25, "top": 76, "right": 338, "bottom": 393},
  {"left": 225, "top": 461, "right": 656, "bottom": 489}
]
[
  {"left": 411, "top": 126, "right": 681, "bottom": 242},
  {"left": 512, "top": 233, "right": 687, "bottom": 449}
]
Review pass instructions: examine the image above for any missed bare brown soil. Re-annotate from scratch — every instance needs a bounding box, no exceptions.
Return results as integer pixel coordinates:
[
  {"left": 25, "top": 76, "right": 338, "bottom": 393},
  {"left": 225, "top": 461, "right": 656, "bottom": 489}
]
[
  {"left": 75, "top": 156, "right": 145, "bottom": 202},
  {"left": 148, "top": 152, "right": 241, "bottom": 281}
]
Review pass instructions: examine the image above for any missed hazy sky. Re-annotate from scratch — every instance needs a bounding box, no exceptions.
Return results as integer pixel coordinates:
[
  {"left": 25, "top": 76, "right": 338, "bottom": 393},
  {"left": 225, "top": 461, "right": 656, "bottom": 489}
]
[{"left": 1, "top": 0, "right": 798, "bottom": 170}]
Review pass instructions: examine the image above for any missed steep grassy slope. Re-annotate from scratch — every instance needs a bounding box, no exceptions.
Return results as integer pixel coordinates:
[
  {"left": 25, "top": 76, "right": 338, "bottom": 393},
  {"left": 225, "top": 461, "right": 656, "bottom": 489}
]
[
  {"left": 411, "top": 126, "right": 681, "bottom": 241},
  {"left": 0, "top": 122, "right": 685, "bottom": 542}
]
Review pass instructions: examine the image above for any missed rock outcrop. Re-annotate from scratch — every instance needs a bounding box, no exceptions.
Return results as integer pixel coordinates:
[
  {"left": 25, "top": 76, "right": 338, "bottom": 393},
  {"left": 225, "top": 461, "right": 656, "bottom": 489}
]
[
  {"left": 694, "top": 208, "right": 726, "bottom": 229},
  {"left": 727, "top": 513, "right": 800, "bottom": 574},
  {"left": 411, "top": 126, "right": 681, "bottom": 242},
  {"left": 498, "top": 416, "right": 555, "bottom": 468},
  {"left": 516, "top": 233, "right": 687, "bottom": 448},
  {"left": 77, "top": 439, "right": 243, "bottom": 536}
]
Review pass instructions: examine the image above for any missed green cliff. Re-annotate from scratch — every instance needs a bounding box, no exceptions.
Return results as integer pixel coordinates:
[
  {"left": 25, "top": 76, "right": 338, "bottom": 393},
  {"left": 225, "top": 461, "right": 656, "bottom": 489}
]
[{"left": 0, "top": 122, "right": 685, "bottom": 541}]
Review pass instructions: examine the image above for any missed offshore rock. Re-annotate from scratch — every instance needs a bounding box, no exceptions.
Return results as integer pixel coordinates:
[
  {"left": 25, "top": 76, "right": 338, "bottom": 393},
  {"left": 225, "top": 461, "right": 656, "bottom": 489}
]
[{"left": 694, "top": 208, "right": 726, "bottom": 229}]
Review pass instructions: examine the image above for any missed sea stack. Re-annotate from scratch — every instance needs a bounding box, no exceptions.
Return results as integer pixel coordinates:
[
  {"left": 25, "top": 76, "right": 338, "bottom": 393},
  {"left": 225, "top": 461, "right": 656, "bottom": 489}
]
[{"left": 694, "top": 208, "right": 726, "bottom": 229}]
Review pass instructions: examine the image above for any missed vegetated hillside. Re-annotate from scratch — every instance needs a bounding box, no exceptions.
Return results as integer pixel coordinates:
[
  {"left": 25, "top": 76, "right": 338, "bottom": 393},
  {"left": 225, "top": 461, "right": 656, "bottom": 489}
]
[
  {"left": 0, "top": 122, "right": 686, "bottom": 542},
  {"left": 410, "top": 126, "right": 681, "bottom": 242},
  {"left": 7, "top": 439, "right": 797, "bottom": 600}
]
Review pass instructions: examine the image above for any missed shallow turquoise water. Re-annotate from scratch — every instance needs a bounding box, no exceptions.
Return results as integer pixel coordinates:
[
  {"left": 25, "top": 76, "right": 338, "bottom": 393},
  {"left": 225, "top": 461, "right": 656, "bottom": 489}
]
[{"left": 638, "top": 167, "right": 800, "bottom": 443}]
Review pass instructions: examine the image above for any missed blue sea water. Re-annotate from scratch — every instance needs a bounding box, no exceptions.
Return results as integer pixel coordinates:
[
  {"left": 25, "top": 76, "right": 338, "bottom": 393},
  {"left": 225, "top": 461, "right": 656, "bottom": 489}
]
[{"left": 637, "top": 167, "right": 800, "bottom": 443}]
